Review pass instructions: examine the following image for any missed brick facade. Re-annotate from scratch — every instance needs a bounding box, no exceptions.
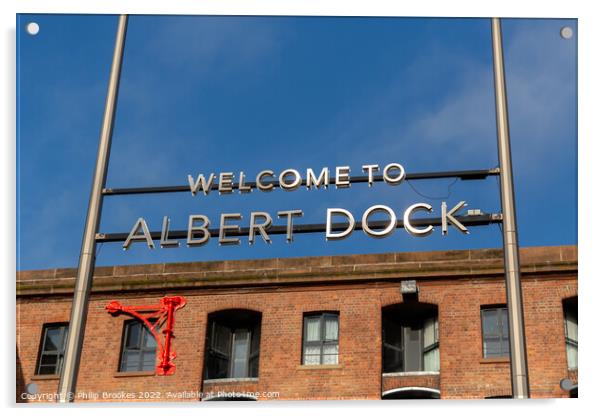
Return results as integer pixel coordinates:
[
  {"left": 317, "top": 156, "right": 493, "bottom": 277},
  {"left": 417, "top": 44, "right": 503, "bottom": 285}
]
[{"left": 16, "top": 245, "right": 577, "bottom": 402}]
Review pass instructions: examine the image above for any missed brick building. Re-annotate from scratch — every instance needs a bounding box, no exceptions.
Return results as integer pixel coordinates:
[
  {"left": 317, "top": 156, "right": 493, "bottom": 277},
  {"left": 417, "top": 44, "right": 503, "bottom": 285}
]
[{"left": 16, "top": 245, "right": 578, "bottom": 402}]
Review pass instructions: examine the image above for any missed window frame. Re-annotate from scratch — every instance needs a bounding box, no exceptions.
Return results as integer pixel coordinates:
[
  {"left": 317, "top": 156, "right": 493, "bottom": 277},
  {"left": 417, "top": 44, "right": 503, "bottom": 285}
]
[
  {"left": 563, "top": 298, "right": 578, "bottom": 370},
  {"left": 118, "top": 319, "right": 158, "bottom": 373},
  {"left": 205, "top": 312, "right": 261, "bottom": 380},
  {"left": 480, "top": 306, "right": 510, "bottom": 359},
  {"left": 422, "top": 316, "right": 440, "bottom": 371},
  {"left": 35, "top": 322, "right": 69, "bottom": 376},
  {"left": 382, "top": 316, "right": 404, "bottom": 373},
  {"left": 381, "top": 307, "right": 439, "bottom": 373},
  {"left": 229, "top": 328, "right": 251, "bottom": 378},
  {"left": 302, "top": 312, "right": 340, "bottom": 365}
]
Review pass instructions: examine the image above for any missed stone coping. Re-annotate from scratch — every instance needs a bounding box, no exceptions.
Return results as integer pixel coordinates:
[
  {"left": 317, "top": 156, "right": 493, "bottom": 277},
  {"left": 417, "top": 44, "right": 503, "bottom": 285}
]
[
  {"left": 16, "top": 246, "right": 577, "bottom": 297},
  {"left": 382, "top": 371, "right": 440, "bottom": 377},
  {"left": 203, "top": 378, "right": 259, "bottom": 384}
]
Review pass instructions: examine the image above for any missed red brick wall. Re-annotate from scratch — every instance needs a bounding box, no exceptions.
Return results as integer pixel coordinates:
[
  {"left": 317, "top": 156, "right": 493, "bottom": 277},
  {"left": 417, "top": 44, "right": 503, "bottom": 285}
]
[
  {"left": 17, "top": 276, "right": 577, "bottom": 402},
  {"left": 16, "top": 247, "right": 578, "bottom": 402}
]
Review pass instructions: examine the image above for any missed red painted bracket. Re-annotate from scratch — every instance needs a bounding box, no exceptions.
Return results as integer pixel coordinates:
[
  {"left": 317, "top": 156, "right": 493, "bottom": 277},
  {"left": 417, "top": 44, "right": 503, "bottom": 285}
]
[{"left": 106, "top": 296, "right": 187, "bottom": 375}]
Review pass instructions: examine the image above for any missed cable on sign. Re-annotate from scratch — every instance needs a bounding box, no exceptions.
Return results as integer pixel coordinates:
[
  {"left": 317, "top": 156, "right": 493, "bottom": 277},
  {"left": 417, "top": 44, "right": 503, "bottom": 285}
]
[
  {"left": 95, "top": 242, "right": 104, "bottom": 259},
  {"left": 406, "top": 177, "right": 459, "bottom": 201}
]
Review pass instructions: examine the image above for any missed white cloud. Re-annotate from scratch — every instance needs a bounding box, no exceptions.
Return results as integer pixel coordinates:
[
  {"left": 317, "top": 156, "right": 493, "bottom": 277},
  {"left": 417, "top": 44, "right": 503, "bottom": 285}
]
[
  {"left": 138, "top": 16, "right": 282, "bottom": 77},
  {"left": 318, "top": 20, "right": 576, "bottom": 175}
]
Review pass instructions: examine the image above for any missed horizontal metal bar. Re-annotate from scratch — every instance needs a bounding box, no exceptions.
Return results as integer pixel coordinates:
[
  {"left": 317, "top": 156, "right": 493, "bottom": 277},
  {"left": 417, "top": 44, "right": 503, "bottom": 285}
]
[
  {"left": 96, "top": 213, "right": 502, "bottom": 243},
  {"left": 102, "top": 168, "right": 500, "bottom": 196}
]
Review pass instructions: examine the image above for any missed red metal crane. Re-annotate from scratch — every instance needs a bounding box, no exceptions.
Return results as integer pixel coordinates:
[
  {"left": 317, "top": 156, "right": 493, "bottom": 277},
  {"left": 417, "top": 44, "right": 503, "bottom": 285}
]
[{"left": 106, "top": 296, "right": 186, "bottom": 375}]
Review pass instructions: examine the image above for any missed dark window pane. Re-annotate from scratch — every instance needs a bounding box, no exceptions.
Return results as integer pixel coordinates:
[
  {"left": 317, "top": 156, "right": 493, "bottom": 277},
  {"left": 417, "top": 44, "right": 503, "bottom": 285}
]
[
  {"left": 249, "top": 355, "right": 259, "bottom": 377},
  {"left": 564, "top": 298, "right": 578, "bottom": 369},
  {"left": 250, "top": 323, "right": 260, "bottom": 356},
  {"left": 37, "top": 324, "right": 68, "bottom": 375},
  {"left": 121, "top": 351, "right": 140, "bottom": 371},
  {"left": 143, "top": 330, "right": 157, "bottom": 348},
  {"left": 383, "top": 316, "right": 404, "bottom": 372},
  {"left": 141, "top": 351, "right": 157, "bottom": 371},
  {"left": 482, "top": 310, "right": 499, "bottom": 335},
  {"left": 213, "top": 322, "right": 232, "bottom": 356},
  {"left": 40, "top": 354, "right": 58, "bottom": 366},
  {"left": 383, "top": 344, "right": 403, "bottom": 373},
  {"left": 125, "top": 323, "right": 141, "bottom": 349},
  {"left": 205, "top": 311, "right": 262, "bottom": 379},
  {"left": 484, "top": 335, "right": 501, "bottom": 343},
  {"left": 44, "top": 328, "right": 62, "bottom": 352},
  {"left": 210, "top": 355, "right": 229, "bottom": 379},
  {"left": 383, "top": 318, "right": 401, "bottom": 348},
  {"left": 120, "top": 320, "right": 157, "bottom": 372},
  {"left": 382, "top": 310, "right": 439, "bottom": 373},
  {"left": 122, "top": 361, "right": 139, "bottom": 372},
  {"left": 37, "top": 365, "right": 57, "bottom": 375}
]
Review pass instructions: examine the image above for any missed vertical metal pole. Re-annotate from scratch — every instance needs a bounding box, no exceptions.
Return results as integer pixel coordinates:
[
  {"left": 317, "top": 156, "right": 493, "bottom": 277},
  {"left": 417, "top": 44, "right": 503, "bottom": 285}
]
[
  {"left": 57, "top": 14, "right": 128, "bottom": 403},
  {"left": 491, "top": 17, "right": 530, "bottom": 399}
]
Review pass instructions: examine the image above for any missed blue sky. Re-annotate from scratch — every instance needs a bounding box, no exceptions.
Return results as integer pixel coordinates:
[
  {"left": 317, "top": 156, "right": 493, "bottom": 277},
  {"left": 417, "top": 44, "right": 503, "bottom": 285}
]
[{"left": 16, "top": 15, "right": 577, "bottom": 270}]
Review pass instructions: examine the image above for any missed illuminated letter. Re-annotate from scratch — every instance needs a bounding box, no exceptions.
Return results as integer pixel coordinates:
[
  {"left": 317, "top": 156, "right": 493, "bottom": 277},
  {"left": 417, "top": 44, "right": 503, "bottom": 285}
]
[
  {"left": 335, "top": 166, "right": 351, "bottom": 188},
  {"left": 361, "top": 205, "right": 396, "bottom": 238},
  {"left": 219, "top": 213, "right": 242, "bottom": 245},
  {"left": 362, "top": 164, "right": 379, "bottom": 187},
  {"left": 306, "top": 168, "right": 329, "bottom": 190},
  {"left": 187, "top": 215, "right": 210, "bottom": 246},
  {"left": 383, "top": 163, "right": 405, "bottom": 185},
  {"left": 277, "top": 210, "right": 303, "bottom": 242},
  {"left": 279, "top": 169, "right": 302, "bottom": 191},
  {"left": 219, "top": 172, "right": 234, "bottom": 194},
  {"left": 249, "top": 212, "right": 273, "bottom": 244},
  {"left": 238, "top": 171, "right": 252, "bottom": 193},
  {"left": 326, "top": 208, "right": 355, "bottom": 240},
  {"left": 256, "top": 170, "right": 275, "bottom": 192},
  {"left": 160, "top": 216, "right": 179, "bottom": 248},
  {"left": 403, "top": 203, "right": 433, "bottom": 237},
  {"left": 123, "top": 217, "right": 154, "bottom": 250},
  {"left": 441, "top": 201, "right": 469, "bottom": 235},
  {"left": 187, "top": 173, "right": 216, "bottom": 196}
]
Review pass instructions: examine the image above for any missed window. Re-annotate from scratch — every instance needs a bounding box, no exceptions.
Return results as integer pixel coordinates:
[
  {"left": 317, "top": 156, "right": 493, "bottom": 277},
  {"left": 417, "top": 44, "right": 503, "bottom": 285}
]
[
  {"left": 302, "top": 312, "right": 339, "bottom": 365},
  {"left": 205, "top": 310, "right": 261, "bottom": 379},
  {"left": 119, "top": 320, "right": 157, "bottom": 372},
  {"left": 481, "top": 307, "right": 509, "bottom": 358},
  {"left": 382, "top": 303, "right": 439, "bottom": 373},
  {"left": 563, "top": 297, "right": 578, "bottom": 369},
  {"left": 36, "top": 323, "right": 68, "bottom": 375},
  {"left": 423, "top": 317, "right": 440, "bottom": 371}
]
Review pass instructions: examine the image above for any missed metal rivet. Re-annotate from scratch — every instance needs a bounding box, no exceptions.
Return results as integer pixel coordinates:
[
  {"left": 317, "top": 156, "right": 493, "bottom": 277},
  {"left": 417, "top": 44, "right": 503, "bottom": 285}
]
[
  {"left": 26, "top": 22, "right": 40, "bottom": 36},
  {"left": 560, "top": 26, "right": 573, "bottom": 40}
]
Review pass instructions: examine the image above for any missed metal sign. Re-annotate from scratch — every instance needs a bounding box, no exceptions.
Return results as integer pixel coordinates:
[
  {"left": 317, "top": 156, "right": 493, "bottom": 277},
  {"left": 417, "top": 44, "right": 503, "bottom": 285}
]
[
  {"left": 117, "top": 162, "right": 489, "bottom": 250},
  {"left": 57, "top": 15, "right": 530, "bottom": 401}
]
